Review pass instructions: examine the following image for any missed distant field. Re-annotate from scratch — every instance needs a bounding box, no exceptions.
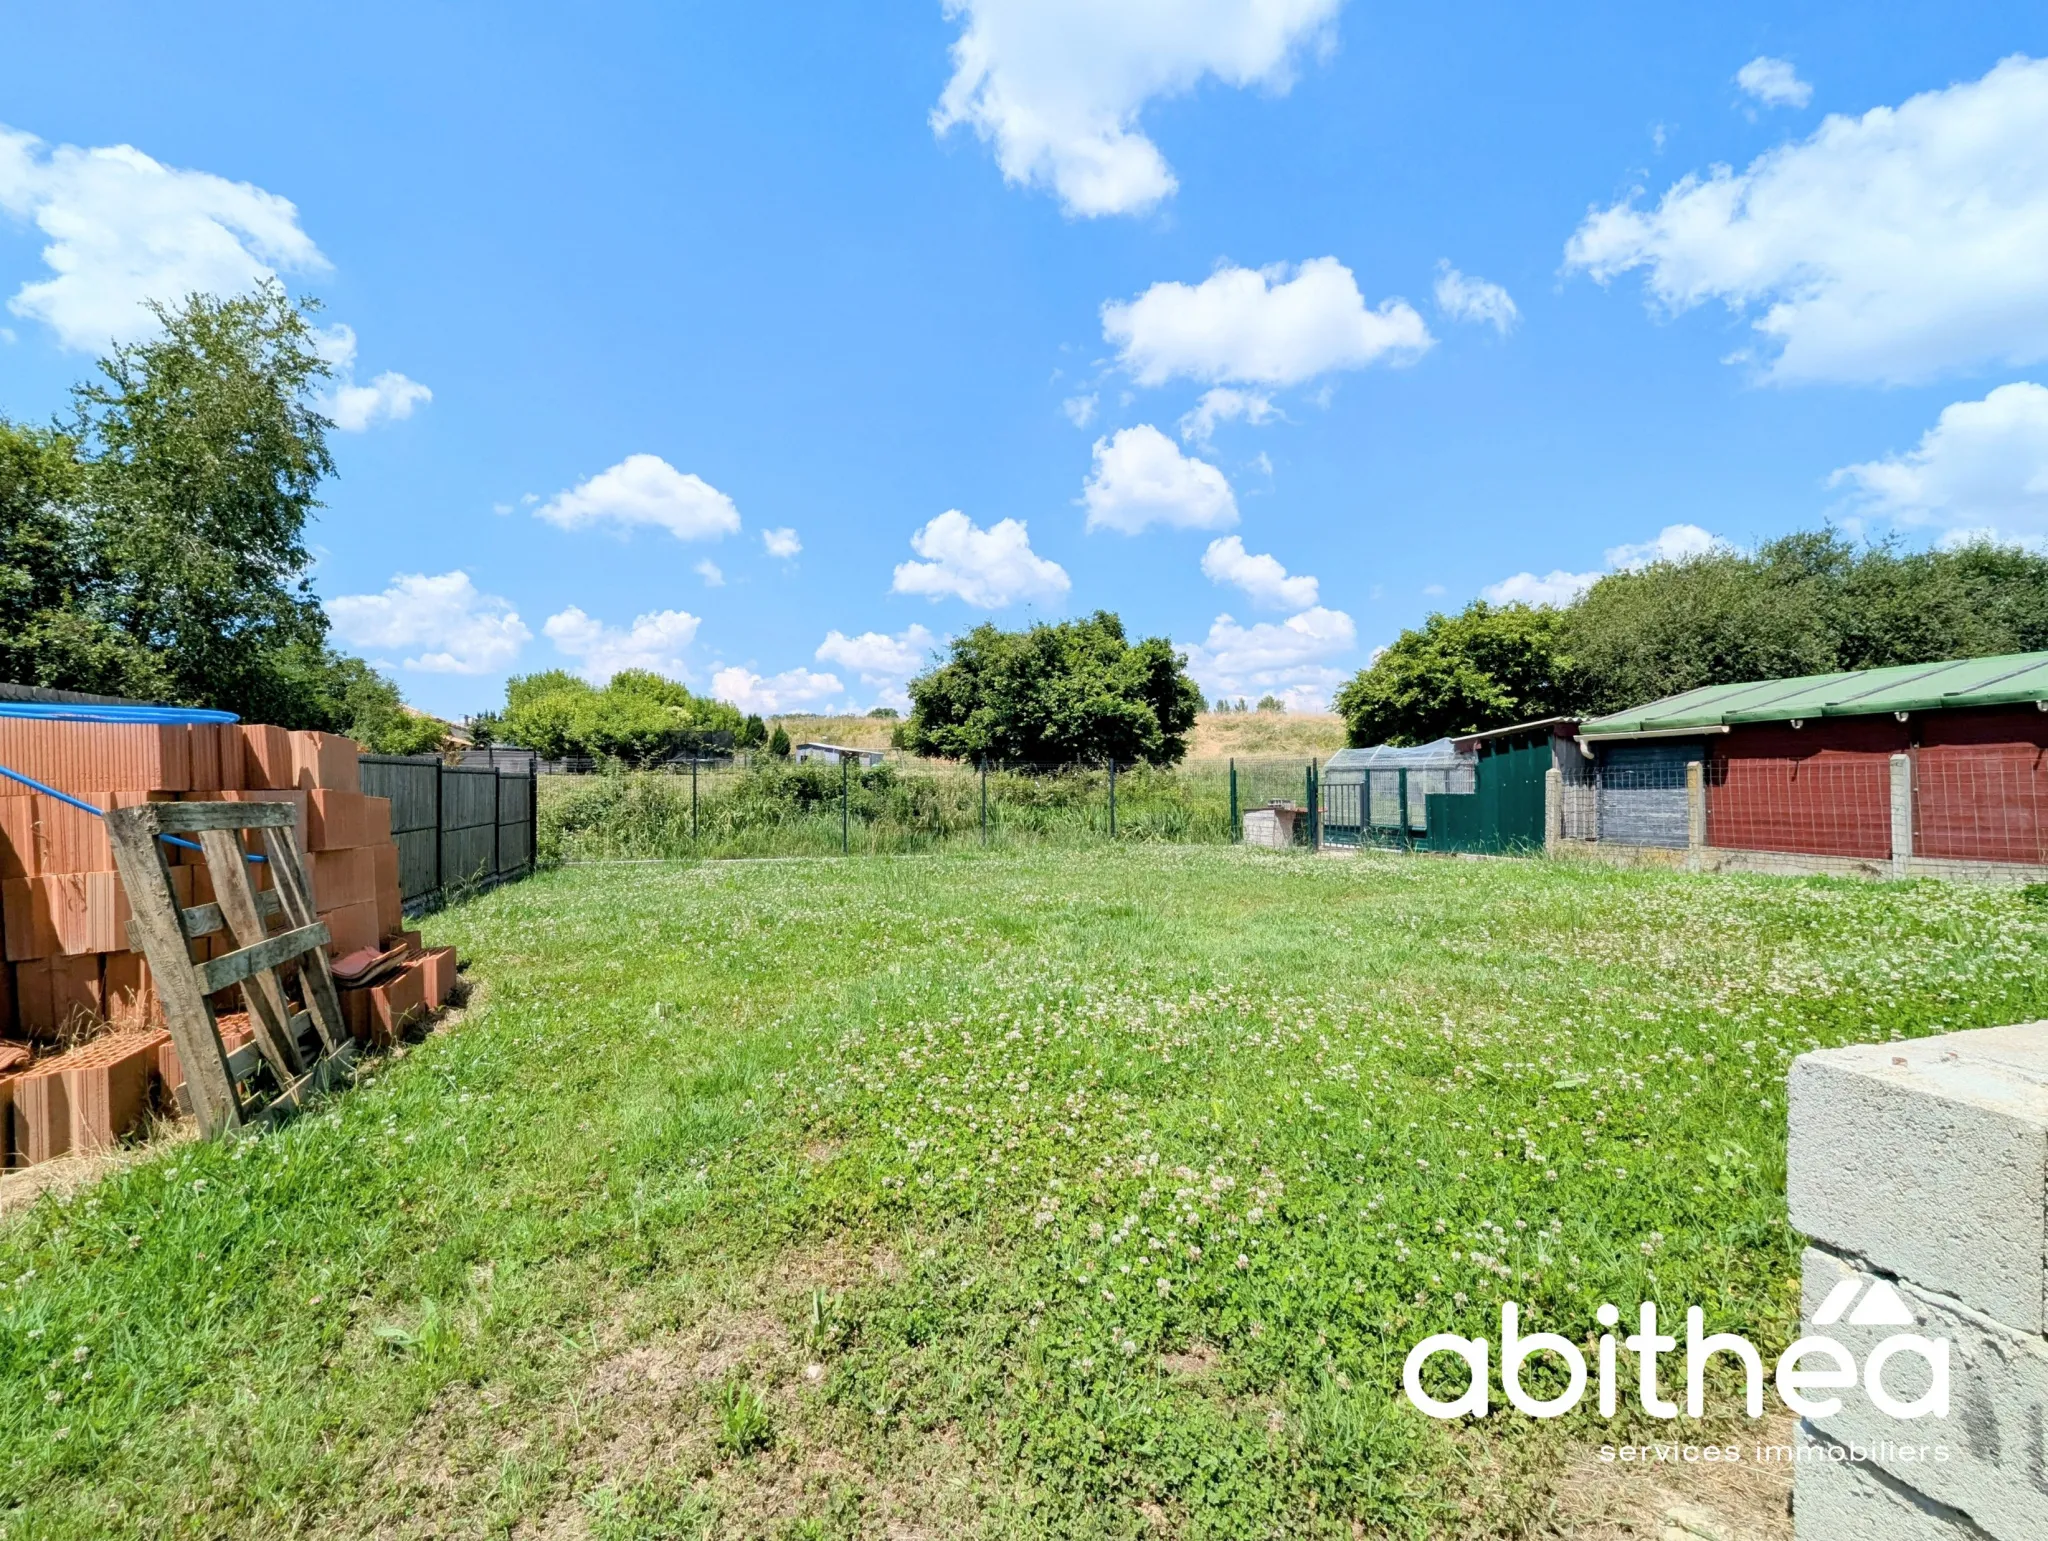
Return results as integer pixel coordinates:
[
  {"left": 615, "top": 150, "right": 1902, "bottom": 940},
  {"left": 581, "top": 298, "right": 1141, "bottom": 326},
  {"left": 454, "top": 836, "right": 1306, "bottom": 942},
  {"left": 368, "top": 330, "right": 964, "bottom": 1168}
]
[
  {"left": 762, "top": 712, "right": 1350, "bottom": 762},
  {"left": 6, "top": 849, "right": 2043, "bottom": 1538}
]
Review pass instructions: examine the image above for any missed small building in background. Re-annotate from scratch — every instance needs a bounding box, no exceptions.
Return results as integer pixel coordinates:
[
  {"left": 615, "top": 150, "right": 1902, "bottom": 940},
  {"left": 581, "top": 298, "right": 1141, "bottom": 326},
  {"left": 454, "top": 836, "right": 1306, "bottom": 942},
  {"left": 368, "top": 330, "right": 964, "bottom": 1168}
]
[
  {"left": 1242, "top": 801, "right": 1309, "bottom": 849},
  {"left": 1319, "top": 719, "right": 1573, "bottom": 853},
  {"left": 1567, "top": 650, "right": 2048, "bottom": 875},
  {"left": 793, "top": 742, "right": 887, "bottom": 768}
]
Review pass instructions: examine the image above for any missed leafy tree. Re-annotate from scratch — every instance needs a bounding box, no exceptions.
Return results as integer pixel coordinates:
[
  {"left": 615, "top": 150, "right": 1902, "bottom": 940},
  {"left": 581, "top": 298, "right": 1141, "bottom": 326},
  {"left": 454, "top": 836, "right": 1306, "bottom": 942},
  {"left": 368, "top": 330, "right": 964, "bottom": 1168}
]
[
  {"left": 1334, "top": 601, "right": 1568, "bottom": 746},
  {"left": 498, "top": 668, "right": 742, "bottom": 764},
  {"left": 867, "top": 706, "right": 900, "bottom": 719},
  {"left": 1255, "top": 694, "right": 1284, "bottom": 713},
  {"left": 0, "top": 419, "right": 164, "bottom": 696},
  {"left": 69, "top": 283, "right": 337, "bottom": 723},
  {"left": 736, "top": 713, "right": 768, "bottom": 749},
  {"left": 906, "top": 610, "right": 1203, "bottom": 770},
  {"left": 767, "top": 724, "right": 791, "bottom": 758}
]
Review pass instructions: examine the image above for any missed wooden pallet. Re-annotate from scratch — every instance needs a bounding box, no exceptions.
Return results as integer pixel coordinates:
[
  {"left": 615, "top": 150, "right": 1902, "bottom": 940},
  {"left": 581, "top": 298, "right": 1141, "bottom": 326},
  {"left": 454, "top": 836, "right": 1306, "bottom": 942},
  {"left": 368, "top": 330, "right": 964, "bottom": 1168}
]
[{"left": 106, "top": 800, "right": 356, "bottom": 1137}]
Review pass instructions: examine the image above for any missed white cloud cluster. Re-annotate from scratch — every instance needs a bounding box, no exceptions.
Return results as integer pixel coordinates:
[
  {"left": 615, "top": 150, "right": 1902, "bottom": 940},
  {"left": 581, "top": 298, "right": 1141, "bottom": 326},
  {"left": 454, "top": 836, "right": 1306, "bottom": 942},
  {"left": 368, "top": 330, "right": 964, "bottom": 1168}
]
[
  {"left": 1433, "top": 262, "right": 1518, "bottom": 333},
  {"left": 816, "top": 623, "right": 938, "bottom": 709},
  {"left": 1484, "top": 524, "right": 1720, "bottom": 607},
  {"left": 761, "top": 527, "right": 802, "bottom": 559},
  {"left": 1566, "top": 55, "right": 2048, "bottom": 384},
  {"left": 711, "top": 665, "right": 844, "bottom": 715},
  {"left": 892, "top": 509, "right": 1071, "bottom": 607},
  {"left": 325, "top": 571, "right": 530, "bottom": 675},
  {"left": 316, "top": 323, "right": 431, "bottom": 432},
  {"left": 1736, "top": 56, "right": 1812, "bottom": 109},
  {"left": 1832, "top": 381, "right": 2048, "bottom": 546},
  {"left": 0, "top": 122, "right": 327, "bottom": 350},
  {"left": 543, "top": 605, "right": 703, "bottom": 682},
  {"left": 536, "top": 454, "right": 741, "bottom": 542},
  {"left": 932, "top": 0, "right": 1343, "bottom": 217},
  {"left": 1104, "top": 257, "right": 1430, "bottom": 386},
  {"left": 1181, "top": 605, "right": 1356, "bottom": 711},
  {"left": 1082, "top": 424, "right": 1237, "bottom": 533},
  {"left": 1200, "top": 535, "right": 1317, "bottom": 609},
  {"left": 694, "top": 559, "right": 725, "bottom": 588},
  {"left": 1177, "top": 386, "right": 1276, "bottom": 445}
]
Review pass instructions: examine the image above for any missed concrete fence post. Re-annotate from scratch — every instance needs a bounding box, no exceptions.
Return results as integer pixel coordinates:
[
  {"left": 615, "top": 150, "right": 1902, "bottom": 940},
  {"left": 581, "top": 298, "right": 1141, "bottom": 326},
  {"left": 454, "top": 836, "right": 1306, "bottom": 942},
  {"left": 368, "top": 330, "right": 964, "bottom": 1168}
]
[
  {"left": 1890, "top": 752, "right": 1914, "bottom": 879},
  {"left": 1787, "top": 1022, "right": 2048, "bottom": 1538},
  {"left": 1685, "top": 759, "right": 1705, "bottom": 869},
  {"left": 1543, "top": 767, "right": 1562, "bottom": 855}
]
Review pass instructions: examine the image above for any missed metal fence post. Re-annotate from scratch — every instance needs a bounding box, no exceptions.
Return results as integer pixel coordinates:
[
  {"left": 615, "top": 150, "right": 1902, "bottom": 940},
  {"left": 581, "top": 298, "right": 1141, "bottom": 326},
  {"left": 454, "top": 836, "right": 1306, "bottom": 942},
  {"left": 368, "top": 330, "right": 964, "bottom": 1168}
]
[
  {"left": 1108, "top": 758, "right": 1117, "bottom": 838},
  {"left": 1398, "top": 768, "right": 1411, "bottom": 852},
  {"left": 1311, "top": 761, "right": 1321, "bottom": 850},
  {"left": 980, "top": 757, "right": 988, "bottom": 847},
  {"left": 691, "top": 756, "right": 699, "bottom": 841},
  {"left": 527, "top": 769, "right": 537, "bottom": 875},
  {"left": 493, "top": 766, "right": 503, "bottom": 885},
  {"left": 1229, "top": 758, "right": 1238, "bottom": 842},
  {"left": 841, "top": 755, "right": 850, "bottom": 855}
]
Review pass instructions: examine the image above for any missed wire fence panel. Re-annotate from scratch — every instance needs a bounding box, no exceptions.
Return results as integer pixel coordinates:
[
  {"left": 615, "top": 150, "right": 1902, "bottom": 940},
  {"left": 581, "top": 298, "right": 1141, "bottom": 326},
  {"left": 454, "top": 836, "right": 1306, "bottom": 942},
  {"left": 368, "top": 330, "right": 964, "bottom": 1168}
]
[
  {"left": 1706, "top": 756, "right": 1891, "bottom": 859},
  {"left": 1914, "top": 749, "right": 2048, "bottom": 865},
  {"left": 1595, "top": 752, "right": 1697, "bottom": 850}
]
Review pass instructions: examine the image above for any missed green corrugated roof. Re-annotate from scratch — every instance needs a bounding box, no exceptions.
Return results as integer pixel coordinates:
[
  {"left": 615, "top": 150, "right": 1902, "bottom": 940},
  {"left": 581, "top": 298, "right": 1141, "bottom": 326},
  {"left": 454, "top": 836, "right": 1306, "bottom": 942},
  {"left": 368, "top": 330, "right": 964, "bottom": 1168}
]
[{"left": 1579, "top": 650, "right": 2048, "bottom": 737}]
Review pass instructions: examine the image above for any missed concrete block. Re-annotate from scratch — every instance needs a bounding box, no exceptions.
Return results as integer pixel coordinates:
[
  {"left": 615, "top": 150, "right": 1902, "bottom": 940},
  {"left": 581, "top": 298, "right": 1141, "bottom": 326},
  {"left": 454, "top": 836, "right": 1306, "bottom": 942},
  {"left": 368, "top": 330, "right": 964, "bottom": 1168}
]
[
  {"left": 1794, "top": 1421, "right": 1988, "bottom": 1540},
  {"left": 1787, "top": 1023, "right": 2048, "bottom": 1334},
  {"left": 1801, "top": 1247, "right": 2048, "bottom": 1540}
]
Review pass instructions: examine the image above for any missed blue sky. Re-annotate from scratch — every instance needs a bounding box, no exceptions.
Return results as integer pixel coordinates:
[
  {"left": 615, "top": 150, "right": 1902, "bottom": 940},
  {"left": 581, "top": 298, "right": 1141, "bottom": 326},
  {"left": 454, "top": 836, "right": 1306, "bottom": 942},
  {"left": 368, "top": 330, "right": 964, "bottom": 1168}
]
[{"left": 4, "top": 2, "right": 2048, "bottom": 720}]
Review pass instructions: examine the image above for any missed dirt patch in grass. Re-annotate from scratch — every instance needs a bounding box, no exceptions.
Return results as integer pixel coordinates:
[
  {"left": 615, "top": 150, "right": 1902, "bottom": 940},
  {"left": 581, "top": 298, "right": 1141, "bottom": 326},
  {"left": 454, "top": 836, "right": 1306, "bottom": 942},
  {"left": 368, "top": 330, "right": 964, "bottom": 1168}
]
[{"left": 1532, "top": 1416, "right": 1795, "bottom": 1540}]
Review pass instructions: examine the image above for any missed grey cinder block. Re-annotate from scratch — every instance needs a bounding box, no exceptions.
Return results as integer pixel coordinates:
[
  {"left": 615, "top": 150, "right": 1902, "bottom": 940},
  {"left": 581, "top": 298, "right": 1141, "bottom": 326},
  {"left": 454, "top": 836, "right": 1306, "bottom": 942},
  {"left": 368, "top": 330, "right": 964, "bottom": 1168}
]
[
  {"left": 1800, "top": 1248, "right": 2048, "bottom": 1541},
  {"left": 1787, "top": 1024, "right": 2048, "bottom": 1334},
  {"left": 1794, "top": 1422, "right": 1990, "bottom": 1540}
]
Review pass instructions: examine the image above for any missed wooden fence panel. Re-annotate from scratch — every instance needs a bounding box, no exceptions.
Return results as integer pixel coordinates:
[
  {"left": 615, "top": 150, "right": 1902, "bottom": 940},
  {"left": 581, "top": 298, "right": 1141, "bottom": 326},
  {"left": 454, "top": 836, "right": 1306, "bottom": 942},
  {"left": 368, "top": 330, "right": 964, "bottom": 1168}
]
[{"left": 359, "top": 755, "right": 534, "bottom": 910}]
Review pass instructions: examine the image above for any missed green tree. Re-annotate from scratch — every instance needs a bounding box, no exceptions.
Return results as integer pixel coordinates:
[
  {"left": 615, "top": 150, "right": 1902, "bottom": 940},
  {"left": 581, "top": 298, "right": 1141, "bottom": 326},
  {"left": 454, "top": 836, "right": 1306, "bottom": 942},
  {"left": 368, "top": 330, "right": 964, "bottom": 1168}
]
[
  {"left": 0, "top": 419, "right": 163, "bottom": 696},
  {"left": 906, "top": 610, "right": 1203, "bottom": 770},
  {"left": 767, "top": 724, "right": 791, "bottom": 758},
  {"left": 736, "top": 713, "right": 768, "bottom": 749},
  {"left": 497, "top": 668, "right": 742, "bottom": 764},
  {"left": 1334, "top": 601, "right": 1568, "bottom": 746},
  {"left": 70, "top": 283, "right": 337, "bottom": 722}
]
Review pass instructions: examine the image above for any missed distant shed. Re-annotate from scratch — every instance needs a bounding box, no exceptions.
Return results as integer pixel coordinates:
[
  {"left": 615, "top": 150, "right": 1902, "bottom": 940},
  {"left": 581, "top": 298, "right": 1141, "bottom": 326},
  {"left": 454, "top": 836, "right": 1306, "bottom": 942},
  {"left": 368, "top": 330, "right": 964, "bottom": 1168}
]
[
  {"left": 793, "top": 742, "right": 886, "bottom": 768},
  {"left": 1574, "top": 651, "right": 2048, "bottom": 862},
  {"left": 1321, "top": 739, "right": 1471, "bottom": 846}
]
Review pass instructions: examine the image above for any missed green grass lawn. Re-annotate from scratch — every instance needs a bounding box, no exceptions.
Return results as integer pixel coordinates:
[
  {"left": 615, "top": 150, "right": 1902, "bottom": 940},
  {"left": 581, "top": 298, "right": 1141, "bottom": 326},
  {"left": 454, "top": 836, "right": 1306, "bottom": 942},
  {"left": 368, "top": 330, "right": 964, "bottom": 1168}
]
[{"left": 4, "top": 848, "right": 2046, "bottom": 1539}]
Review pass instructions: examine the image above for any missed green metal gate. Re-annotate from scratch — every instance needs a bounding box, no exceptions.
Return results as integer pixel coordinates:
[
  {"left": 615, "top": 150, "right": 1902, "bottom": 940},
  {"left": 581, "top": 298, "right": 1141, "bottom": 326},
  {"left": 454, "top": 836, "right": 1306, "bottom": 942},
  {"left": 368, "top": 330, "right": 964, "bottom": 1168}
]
[{"left": 1425, "top": 736, "right": 1550, "bottom": 853}]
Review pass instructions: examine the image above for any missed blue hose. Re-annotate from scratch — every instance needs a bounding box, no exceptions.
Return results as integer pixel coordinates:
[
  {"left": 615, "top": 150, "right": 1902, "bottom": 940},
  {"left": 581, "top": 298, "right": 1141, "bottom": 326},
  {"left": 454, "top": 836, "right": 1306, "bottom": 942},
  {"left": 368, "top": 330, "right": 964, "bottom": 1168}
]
[
  {"left": 0, "top": 702, "right": 239, "bottom": 725},
  {"left": 0, "top": 762, "right": 265, "bottom": 863}
]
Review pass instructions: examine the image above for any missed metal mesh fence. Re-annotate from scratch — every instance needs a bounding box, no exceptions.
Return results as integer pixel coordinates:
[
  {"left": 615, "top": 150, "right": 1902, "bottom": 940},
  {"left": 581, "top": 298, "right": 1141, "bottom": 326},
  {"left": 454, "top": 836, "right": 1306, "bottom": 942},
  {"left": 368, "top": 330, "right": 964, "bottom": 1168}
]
[
  {"left": 1913, "top": 750, "right": 2048, "bottom": 866},
  {"left": 1705, "top": 756, "right": 1891, "bottom": 859}
]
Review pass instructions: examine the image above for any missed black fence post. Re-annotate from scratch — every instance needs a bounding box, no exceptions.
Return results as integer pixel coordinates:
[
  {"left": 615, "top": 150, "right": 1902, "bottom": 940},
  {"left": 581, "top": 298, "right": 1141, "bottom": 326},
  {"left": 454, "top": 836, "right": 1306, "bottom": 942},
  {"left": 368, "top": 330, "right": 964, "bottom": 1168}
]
[
  {"left": 841, "top": 755, "right": 850, "bottom": 855},
  {"left": 434, "top": 759, "right": 444, "bottom": 906},
  {"left": 691, "top": 756, "right": 699, "bottom": 841},
  {"left": 1108, "top": 758, "right": 1117, "bottom": 839},
  {"left": 493, "top": 765, "right": 503, "bottom": 885},
  {"left": 980, "top": 757, "right": 988, "bottom": 847},
  {"left": 1229, "top": 757, "right": 1238, "bottom": 842},
  {"left": 1398, "top": 768, "right": 1412, "bottom": 852},
  {"left": 527, "top": 769, "right": 537, "bottom": 875}
]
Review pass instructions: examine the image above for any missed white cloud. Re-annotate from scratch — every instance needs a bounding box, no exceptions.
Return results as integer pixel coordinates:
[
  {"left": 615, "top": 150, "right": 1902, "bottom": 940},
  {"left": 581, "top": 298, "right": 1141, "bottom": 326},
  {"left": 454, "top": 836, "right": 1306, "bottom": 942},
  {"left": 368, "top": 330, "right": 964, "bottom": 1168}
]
[
  {"left": 1082, "top": 424, "right": 1238, "bottom": 533},
  {"left": 1433, "top": 262, "right": 1518, "bottom": 333},
  {"left": 1200, "top": 535, "right": 1318, "bottom": 609},
  {"left": 932, "top": 0, "right": 1342, "bottom": 218},
  {"left": 315, "top": 323, "right": 432, "bottom": 431},
  {"left": 1063, "top": 392, "right": 1099, "bottom": 428},
  {"left": 761, "top": 526, "right": 802, "bottom": 559},
  {"left": 711, "top": 665, "right": 844, "bottom": 715},
  {"left": 543, "top": 605, "right": 702, "bottom": 682},
  {"left": 1483, "top": 523, "right": 1721, "bottom": 606},
  {"left": 892, "top": 509, "right": 1071, "bottom": 607},
  {"left": 694, "top": 558, "right": 725, "bottom": 588},
  {"left": 1736, "top": 56, "right": 1812, "bottom": 109},
  {"left": 816, "top": 623, "right": 938, "bottom": 709},
  {"left": 535, "top": 454, "right": 741, "bottom": 542},
  {"left": 1103, "top": 257, "right": 1431, "bottom": 387},
  {"left": 1177, "top": 386, "right": 1276, "bottom": 445},
  {"left": 325, "top": 571, "right": 530, "bottom": 675},
  {"left": 1180, "top": 605, "right": 1356, "bottom": 711},
  {"left": 0, "top": 122, "right": 327, "bottom": 350},
  {"left": 1565, "top": 55, "right": 2048, "bottom": 384},
  {"left": 1831, "top": 381, "right": 2048, "bottom": 543}
]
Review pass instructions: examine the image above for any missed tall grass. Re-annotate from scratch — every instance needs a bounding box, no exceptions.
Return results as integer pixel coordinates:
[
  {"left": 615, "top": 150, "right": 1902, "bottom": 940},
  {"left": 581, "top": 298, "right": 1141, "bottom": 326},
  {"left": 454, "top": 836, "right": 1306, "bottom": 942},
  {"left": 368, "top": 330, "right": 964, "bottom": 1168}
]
[{"left": 536, "top": 757, "right": 1323, "bottom": 863}]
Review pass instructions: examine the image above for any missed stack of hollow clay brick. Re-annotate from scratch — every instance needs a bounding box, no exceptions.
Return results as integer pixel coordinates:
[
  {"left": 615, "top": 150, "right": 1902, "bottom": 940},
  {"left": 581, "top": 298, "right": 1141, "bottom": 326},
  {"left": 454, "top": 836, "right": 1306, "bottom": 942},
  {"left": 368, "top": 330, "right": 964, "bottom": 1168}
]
[{"left": 0, "top": 720, "right": 456, "bottom": 1168}]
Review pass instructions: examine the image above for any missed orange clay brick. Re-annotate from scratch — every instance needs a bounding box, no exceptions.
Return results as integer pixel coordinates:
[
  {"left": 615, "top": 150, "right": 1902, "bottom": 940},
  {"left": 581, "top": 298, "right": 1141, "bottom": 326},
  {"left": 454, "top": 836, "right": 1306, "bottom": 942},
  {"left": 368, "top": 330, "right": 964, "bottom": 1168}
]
[
  {"left": 320, "top": 900, "right": 380, "bottom": 958},
  {"left": 12, "top": 954, "right": 103, "bottom": 1041},
  {"left": 289, "top": 732, "right": 362, "bottom": 793},
  {"left": 2, "top": 872, "right": 130, "bottom": 959},
  {"left": 0, "top": 720, "right": 190, "bottom": 793},
  {"left": 372, "top": 842, "right": 402, "bottom": 938},
  {"left": 310, "top": 847, "right": 377, "bottom": 911},
  {"left": 419, "top": 946, "right": 457, "bottom": 1009},
  {"left": 10, "top": 1030, "right": 168, "bottom": 1163},
  {"left": 239, "top": 725, "right": 293, "bottom": 790}
]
